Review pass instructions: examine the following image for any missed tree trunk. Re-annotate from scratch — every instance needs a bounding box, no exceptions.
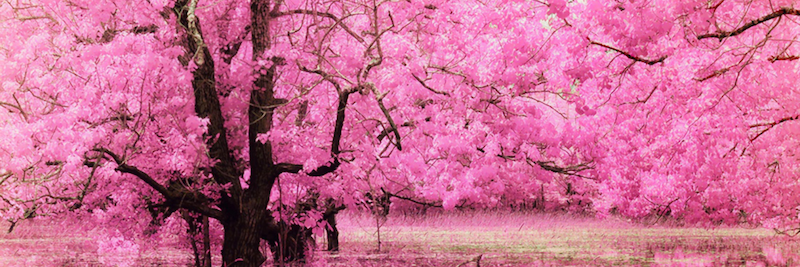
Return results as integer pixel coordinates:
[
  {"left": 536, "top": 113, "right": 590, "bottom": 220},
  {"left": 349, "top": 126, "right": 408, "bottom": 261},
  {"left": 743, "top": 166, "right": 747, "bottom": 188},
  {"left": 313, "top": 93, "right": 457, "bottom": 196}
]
[
  {"left": 221, "top": 213, "right": 267, "bottom": 267},
  {"left": 325, "top": 214, "right": 339, "bottom": 252},
  {"left": 202, "top": 215, "right": 211, "bottom": 267},
  {"left": 262, "top": 221, "right": 314, "bottom": 264}
]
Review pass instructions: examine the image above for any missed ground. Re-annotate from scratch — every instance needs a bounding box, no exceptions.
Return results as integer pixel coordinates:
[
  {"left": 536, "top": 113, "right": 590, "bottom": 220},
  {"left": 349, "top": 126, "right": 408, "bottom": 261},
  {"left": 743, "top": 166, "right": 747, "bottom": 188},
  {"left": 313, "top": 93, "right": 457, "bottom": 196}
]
[{"left": 0, "top": 212, "right": 796, "bottom": 266}]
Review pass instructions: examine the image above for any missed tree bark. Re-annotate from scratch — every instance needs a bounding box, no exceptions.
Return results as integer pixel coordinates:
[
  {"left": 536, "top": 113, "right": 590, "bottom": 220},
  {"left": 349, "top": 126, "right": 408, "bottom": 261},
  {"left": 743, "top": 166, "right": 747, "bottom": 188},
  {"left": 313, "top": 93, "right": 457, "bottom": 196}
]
[
  {"left": 322, "top": 201, "right": 344, "bottom": 252},
  {"left": 220, "top": 211, "right": 267, "bottom": 267},
  {"left": 265, "top": 222, "right": 314, "bottom": 263},
  {"left": 202, "top": 215, "right": 211, "bottom": 267},
  {"left": 170, "top": 0, "right": 338, "bottom": 264},
  {"left": 325, "top": 213, "right": 340, "bottom": 252}
]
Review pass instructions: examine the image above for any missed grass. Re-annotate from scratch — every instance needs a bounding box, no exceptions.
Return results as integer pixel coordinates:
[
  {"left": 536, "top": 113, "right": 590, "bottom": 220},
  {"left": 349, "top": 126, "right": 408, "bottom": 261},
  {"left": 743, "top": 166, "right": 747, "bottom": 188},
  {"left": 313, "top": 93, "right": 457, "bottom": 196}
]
[
  {"left": 1, "top": 211, "right": 798, "bottom": 266},
  {"left": 0, "top": 220, "right": 190, "bottom": 266},
  {"left": 320, "top": 211, "right": 799, "bottom": 266}
]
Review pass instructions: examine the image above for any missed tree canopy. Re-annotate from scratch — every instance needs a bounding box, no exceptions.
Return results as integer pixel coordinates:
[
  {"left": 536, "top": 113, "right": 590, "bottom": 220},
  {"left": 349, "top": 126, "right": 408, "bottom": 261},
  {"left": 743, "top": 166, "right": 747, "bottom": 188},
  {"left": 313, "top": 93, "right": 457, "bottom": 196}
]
[{"left": 1, "top": 0, "right": 799, "bottom": 265}]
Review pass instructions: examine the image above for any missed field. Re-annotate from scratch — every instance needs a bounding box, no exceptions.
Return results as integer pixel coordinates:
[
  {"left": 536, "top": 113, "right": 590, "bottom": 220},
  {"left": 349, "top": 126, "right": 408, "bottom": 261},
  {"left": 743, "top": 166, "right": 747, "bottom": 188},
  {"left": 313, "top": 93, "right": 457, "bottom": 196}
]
[{"left": 1, "top": 212, "right": 797, "bottom": 266}]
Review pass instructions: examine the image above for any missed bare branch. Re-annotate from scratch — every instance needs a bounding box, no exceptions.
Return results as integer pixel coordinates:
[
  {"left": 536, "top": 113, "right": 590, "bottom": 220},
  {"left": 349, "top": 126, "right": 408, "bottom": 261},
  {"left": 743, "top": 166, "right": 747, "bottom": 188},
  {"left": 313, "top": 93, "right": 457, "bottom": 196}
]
[
  {"left": 698, "top": 7, "right": 800, "bottom": 40},
  {"left": 0, "top": 100, "right": 29, "bottom": 122}
]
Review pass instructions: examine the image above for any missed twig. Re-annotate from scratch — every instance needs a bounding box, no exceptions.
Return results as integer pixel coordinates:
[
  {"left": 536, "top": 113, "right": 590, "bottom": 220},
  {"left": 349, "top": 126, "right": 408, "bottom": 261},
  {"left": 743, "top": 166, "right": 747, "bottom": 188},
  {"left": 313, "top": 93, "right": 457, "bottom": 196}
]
[
  {"left": 749, "top": 115, "right": 800, "bottom": 141},
  {"left": 272, "top": 9, "right": 365, "bottom": 43},
  {"left": 589, "top": 40, "right": 667, "bottom": 65},
  {"left": 411, "top": 73, "right": 450, "bottom": 96}
]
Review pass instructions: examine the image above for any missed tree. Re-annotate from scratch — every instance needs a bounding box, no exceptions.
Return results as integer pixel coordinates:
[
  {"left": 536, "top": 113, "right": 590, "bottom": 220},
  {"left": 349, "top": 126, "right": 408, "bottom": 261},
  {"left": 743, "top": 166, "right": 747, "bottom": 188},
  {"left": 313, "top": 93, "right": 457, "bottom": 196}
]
[
  {"left": 566, "top": 0, "right": 800, "bottom": 226},
  {"left": 2, "top": 0, "right": 800, "bottom": 266}
]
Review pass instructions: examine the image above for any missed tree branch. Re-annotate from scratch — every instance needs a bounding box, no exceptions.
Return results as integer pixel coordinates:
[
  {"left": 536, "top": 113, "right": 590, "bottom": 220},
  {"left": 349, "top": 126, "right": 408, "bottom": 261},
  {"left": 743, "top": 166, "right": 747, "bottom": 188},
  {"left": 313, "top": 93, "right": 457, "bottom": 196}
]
[
  {"left": 749, "top": 114, "right": 800, "bottom": 141},
  {"left": 174, "top": 0, "right": 242, "bottom": 198},
  {"left": 387, "top": 193, "right": 443, "bottom": 208},
  {"left": 370, "top": 84, "right": 403, "bottom": 151},
  {"left": 220, "top": 25, "right": 250, "bottom": 65},
  {"left": 271, "top": 9, "right": 364, "bottom": 43},
  {"left": 589, "top": 40, "right": 667, "bottom": 65},
  {"left": 768, "top": 55, "right": 800, "bottom": 62},
  {"left": 528, "top": 158, "right": 595, "bottom": 180},
  {"left": 411, "top": 73, "right": 450, "bottom": 96},
  {"left": 276, "top": 88, "right": 354, "bottom": 176},
  {"left": 622, "top": 86, "right": 658, "bottom": 105},
  {"left": 186, "top": 0, "right": 207, "bottom": 66},
  {"left": 91, "top": 148, "right": 224, "bottom": 219},
  {"left": 698, "top": 7, "right": 800, "bottom": 40}
]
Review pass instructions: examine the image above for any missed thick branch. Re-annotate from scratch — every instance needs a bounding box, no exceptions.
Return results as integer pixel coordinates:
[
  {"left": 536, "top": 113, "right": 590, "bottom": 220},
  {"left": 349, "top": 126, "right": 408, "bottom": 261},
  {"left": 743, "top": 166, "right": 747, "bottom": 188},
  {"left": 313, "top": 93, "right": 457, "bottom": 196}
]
[
  {"left": 220, "top": 26, "right": 250, "bottom": 65},
  {"left": 91, "top": 148, "right": 224, "bottom": 219},
  {"left": 273, "top": 160, "right": 341, "bottom": 177},
  {"left": 248, "top": 0, "right": 280, "bottom": 198},
  {"left": 99, "top": 151, "right": 170, "bottom": 196},
  {"left": 175, "top": 0, "right": 242, "bottom": 196},
  {"left": 694, "top": 66, "right": 730, "bottom": 82},
  {"left": 331, "top": 90, "right": 351, "bottom": 155},
  {"left": 698, "top": 7, "right": 800, "bottom": 40},
  {"left": 276, "top": 89, "right": 353, "bottom": 176},
  {"left": 589, "top": 40, "right": 667, "bottom": 65},
  {"left": 186, "top": 0, "right": 207, "bottom": 66}
]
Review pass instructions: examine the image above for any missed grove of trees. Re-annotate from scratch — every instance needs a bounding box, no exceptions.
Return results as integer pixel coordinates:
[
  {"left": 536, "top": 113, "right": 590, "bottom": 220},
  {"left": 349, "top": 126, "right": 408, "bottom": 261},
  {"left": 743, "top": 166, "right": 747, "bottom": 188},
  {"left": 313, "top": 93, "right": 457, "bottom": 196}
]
[{"left": 1, "top": 0, "right": 799, "bottom": 266}]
